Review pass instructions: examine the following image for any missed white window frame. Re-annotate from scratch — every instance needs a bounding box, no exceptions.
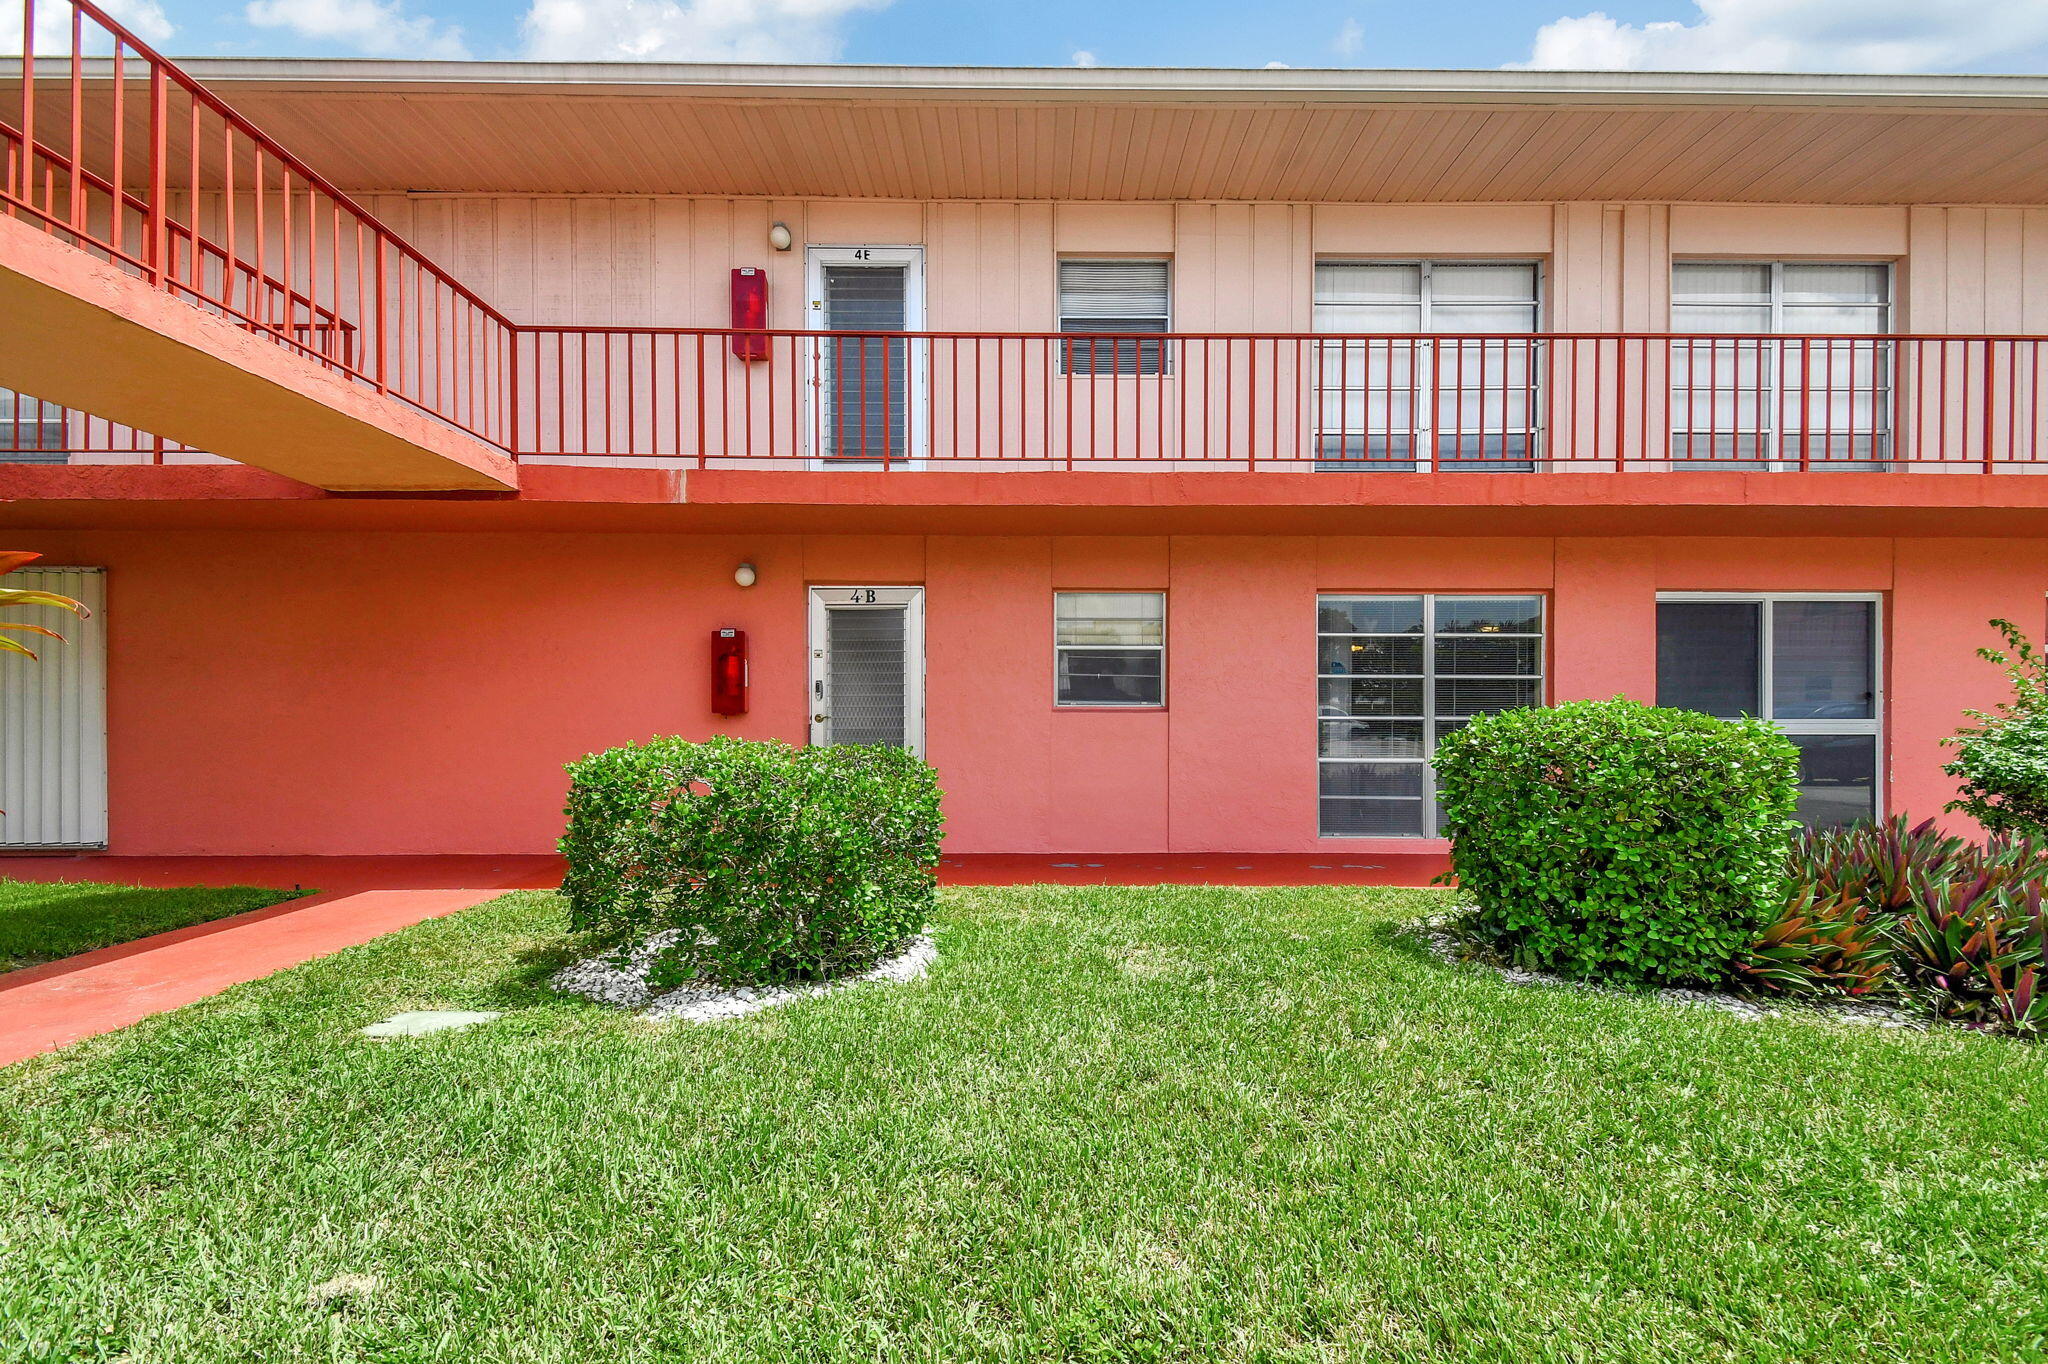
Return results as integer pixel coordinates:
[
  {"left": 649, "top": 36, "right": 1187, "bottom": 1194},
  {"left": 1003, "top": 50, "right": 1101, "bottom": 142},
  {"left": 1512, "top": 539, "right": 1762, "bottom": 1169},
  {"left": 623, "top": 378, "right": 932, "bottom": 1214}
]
[
  {"left": 1669, "top": 259, "right": 1893, "bottom": 471},
  {"left": 804, "top": 245, "right": 928, "bottom": 469},
  {"left": 1316, "top": 592, "right": 1547, "bottom": 839},
  {"left": 0, "top": 566, "right": 107, "bottom": 848},
  {"left": 0, "top": 392, "right": 70, "bottom": 461},
  {"left": 1311, "top": 259, "right": 1545, "bottom": 471},
  {"left": 1313, "top": 259, "right": 1545, "bottom": 332},
  {"left": 1053, "top": 590, "right": 1166, "bottom": 709},
  {"left": 1672, "top": 259, "right": 1892, "bottom": 335},
  {"left": 1656, "top": 591, "right": 1884, "bottom": 822},
  {"left": 1058, "top": 257, "right": 1173, "bottom": 377}
]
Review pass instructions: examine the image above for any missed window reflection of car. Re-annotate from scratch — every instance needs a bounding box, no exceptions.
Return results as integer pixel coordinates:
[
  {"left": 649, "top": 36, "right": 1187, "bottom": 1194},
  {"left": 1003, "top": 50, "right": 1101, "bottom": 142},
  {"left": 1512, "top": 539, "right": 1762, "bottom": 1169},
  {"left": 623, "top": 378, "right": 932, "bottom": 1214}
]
[
  {"left": 1779, "top": 699, "right": 1873, "bottom": 787},
  {"left": 1794, "top": 733, "right": 1869, "bottom": 785}
]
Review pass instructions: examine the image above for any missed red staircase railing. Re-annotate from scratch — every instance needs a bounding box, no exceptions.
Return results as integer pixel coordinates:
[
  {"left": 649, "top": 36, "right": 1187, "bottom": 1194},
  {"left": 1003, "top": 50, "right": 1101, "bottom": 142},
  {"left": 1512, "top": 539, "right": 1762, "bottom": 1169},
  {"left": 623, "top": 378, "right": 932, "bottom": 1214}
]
[{"left": 2, "top": 0, "right": 516, "bottom": 449}]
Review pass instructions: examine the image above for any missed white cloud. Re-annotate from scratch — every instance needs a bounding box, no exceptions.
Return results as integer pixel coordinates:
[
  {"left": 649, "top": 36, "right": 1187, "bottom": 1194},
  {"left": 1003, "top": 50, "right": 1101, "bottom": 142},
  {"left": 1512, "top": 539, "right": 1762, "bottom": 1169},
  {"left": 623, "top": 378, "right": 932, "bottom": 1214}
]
[
  {"left": 245, "top": 0, "right": 468, "bottom": 58},
  {"left": 1511, "top": 0, "right": 2048, "bottom": 72},
  {"left": 1070, "top": 48, "right": 1098, "bottom": 67},
  {"left": 1263, "top": 60, "right": 1291, "bottom": 68},
  {"left": 0, "top": 0, "right": 171, "bottom": 54},
  {"left": 521, "top": 0, "right": 893, "bottom": 62},
  {"left": 1333, "top": 16, "right": 1364, "bottom": 57}
]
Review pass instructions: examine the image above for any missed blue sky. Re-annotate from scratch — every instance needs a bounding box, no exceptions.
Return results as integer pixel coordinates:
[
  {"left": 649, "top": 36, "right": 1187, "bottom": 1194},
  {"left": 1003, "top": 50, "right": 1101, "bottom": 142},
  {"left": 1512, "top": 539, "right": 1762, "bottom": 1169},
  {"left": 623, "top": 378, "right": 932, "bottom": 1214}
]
[{"left": 57, "top": 0, "right": 2048, "bottom": 72}]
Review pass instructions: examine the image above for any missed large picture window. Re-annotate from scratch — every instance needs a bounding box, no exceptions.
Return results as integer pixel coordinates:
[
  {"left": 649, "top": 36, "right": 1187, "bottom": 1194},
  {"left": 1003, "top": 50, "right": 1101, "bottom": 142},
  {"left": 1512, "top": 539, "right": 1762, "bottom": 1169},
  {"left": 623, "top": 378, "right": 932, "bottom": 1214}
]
[
  {"left": 1670, "top": 261, "right": 1891, "bottom": 470},
  {"left": 1656, "top": 593, "right": 1881, "bottom": 827},
  {"left": 1317, "top": 594, "right": 1545, "bottom": 837},
  {"left": 1312, "top": 260, "right": 1541, "bottom": 472}
]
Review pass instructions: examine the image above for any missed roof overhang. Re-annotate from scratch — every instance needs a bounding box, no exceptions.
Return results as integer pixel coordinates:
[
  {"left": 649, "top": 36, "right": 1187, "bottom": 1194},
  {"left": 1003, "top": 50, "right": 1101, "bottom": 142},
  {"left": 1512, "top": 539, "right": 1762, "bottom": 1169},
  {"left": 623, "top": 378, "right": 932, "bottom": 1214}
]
[
  {"left": 75, "top": 60, "right": 2048, "bottom": 204},
  {"left": 170, "top": 61, "right": 2048, "bottom": 108},
  {"left": 12, "top": 60, "right": 2048, "bottom": 201}
]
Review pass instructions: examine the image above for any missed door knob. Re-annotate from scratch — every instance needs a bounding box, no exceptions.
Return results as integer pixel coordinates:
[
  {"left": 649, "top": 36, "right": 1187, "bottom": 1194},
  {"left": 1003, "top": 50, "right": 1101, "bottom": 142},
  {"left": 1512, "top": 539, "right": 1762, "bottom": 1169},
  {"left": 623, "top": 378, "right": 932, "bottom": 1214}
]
[{"left": 813, "top": 713, "right": 829, "bottom": 723}]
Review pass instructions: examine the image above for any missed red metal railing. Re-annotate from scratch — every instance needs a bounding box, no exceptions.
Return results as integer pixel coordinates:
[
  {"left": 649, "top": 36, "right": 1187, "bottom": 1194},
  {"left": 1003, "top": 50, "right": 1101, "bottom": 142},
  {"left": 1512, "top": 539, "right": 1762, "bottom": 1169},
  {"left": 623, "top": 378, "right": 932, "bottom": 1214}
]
[
  {"left": 9, "top": 330, "right": 2046, "bottom": 470},
  {"left": 4, "top": 1, "right": 2048, "bottom": 475},
  {"left": 508, "top": 329, "right": 2047, "bottom": 470},
  {"left": 2, "top": 0, "right": 516, "bottom": 448}
]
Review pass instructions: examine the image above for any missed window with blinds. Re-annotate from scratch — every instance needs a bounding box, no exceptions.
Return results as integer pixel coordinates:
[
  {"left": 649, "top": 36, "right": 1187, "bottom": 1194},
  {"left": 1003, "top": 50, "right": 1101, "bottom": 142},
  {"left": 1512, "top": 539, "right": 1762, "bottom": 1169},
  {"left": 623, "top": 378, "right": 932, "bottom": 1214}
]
[
  {"left": 1312, "top": 261, "right": 1541, "bottom": 471},
  {"left": 1055, "top": 592, "right": 1165, "bottom": 706},
  {"left": 1317, "top": 594, "right": 1545, "bottom": 837},
  {"left": 1059, "top": 259, "right": 1170, "bottom": 376},
  {"left": 1670, "top": 261, "right": 1892, "bottom": 469},
  {"left": 0, "top": 393, "right": 69, "bottom": 464}
]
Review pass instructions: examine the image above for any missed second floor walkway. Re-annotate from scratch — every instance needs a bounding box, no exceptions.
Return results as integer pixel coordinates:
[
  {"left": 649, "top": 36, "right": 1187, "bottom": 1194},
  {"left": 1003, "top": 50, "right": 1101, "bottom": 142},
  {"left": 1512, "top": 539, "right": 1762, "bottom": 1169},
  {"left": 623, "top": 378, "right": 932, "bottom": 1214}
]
[{"left": 5, "top": 2, "right": 2048, "bottom": 495}]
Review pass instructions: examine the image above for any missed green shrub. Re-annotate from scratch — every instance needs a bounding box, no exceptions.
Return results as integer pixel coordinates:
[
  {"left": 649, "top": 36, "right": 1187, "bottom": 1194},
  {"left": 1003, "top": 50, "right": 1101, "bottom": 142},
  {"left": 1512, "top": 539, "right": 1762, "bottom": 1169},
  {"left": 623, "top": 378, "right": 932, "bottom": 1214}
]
[
  {"left": 1435, "top": 698, "right": 1799, "bottom": 987},
  {"left": 559, "top": 736, "right": 943, "bottom": 986},
  {"left": 1944, "top": 620, "right": 2048, "bottom": 837}
]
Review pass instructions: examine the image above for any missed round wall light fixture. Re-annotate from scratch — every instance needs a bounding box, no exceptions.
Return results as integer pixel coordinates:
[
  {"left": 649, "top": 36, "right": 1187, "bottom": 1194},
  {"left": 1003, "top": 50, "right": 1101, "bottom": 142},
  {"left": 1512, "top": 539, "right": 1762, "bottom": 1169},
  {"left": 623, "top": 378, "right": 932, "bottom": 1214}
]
[
  {"left": 767, "top": 222, "right": 793, "bottom": 252},
  {"left": 734, "top": 561, "right": 758, "bottom": 588}
]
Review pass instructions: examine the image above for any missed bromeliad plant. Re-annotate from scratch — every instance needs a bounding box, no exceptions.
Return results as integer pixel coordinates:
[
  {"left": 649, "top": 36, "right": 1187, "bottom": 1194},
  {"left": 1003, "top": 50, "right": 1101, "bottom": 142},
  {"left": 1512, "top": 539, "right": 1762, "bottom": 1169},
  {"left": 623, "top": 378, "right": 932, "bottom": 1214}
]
[
  {"left": 1894, "top": 862, "right": 2048, "bottom": 1034},
  {"left": 0, "top": 551, "right": 88, "bottom": 661},
  {"left": 1733, "top": 887, "right": 1894, "bottom": 998},
  {"left": 1739, "top": 814, "right": 2048, "bottom": 1034}
]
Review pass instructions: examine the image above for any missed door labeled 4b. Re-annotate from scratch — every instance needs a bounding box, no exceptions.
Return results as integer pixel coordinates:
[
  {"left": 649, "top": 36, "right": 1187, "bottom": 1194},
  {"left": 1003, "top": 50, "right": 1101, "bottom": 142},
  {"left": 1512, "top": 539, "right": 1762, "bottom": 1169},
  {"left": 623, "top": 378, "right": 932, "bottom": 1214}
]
[{"left": 808, "top": 586, "right": 925, "bottom": 756}]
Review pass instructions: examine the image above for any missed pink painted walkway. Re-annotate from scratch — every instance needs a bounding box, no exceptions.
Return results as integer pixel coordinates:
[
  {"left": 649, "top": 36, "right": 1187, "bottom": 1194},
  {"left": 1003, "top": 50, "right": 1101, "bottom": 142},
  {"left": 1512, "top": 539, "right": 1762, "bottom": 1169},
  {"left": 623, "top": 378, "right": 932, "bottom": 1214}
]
[
  {"left": 0, "top": 852, "right": 1447, "bottom": 1067},
  {"left": 0, "top": 857, "right": 562, "bottom": 1068}
]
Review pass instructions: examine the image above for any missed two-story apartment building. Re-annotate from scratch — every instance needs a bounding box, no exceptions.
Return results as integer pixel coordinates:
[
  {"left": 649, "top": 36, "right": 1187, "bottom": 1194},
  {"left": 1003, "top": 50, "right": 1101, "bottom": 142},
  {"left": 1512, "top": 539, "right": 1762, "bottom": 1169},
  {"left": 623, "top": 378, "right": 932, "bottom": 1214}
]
[{"left": 5, "top": 10, "right": 2048, "bottom": 857}]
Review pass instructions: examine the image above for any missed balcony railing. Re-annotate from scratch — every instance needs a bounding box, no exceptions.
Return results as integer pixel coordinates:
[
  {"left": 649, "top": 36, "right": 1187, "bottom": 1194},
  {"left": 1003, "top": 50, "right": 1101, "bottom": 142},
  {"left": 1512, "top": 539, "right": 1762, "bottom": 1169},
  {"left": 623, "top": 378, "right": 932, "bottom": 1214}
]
[
  {"left": 505, "top": 328, "right": 2046, "bottom": 470},
  {"left": 4, "top": 2, "right": 2048, "bottom": 476},
  {"left": 8, "top": 330, "right": 2048, "bottom": 471}
]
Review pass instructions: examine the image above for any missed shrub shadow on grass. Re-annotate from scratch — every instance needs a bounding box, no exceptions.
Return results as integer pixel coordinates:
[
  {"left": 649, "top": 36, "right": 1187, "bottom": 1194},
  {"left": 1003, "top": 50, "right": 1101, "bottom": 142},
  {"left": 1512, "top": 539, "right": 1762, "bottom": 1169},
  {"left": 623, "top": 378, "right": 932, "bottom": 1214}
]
[{"left": 469, "top": 933, "right": 605, "bottom": 1011}]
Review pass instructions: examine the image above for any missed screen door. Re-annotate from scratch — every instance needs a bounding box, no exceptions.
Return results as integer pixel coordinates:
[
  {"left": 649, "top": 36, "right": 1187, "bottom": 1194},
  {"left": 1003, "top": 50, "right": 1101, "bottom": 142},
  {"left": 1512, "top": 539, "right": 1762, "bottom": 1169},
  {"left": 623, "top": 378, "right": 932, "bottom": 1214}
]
[
  {"left": 809, "top": 586, "right": 925, "bottom": 755},
  {"left": 806, "top": 247, "right": 924, "bottom": 465}
]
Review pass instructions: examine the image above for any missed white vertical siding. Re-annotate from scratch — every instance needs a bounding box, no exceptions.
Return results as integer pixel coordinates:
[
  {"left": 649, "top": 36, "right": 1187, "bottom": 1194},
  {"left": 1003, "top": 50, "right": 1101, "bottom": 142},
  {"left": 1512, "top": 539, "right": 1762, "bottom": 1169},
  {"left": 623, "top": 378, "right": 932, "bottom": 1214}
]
[{"left": 0, "top": 568, "right": 108, "bottom": 849}]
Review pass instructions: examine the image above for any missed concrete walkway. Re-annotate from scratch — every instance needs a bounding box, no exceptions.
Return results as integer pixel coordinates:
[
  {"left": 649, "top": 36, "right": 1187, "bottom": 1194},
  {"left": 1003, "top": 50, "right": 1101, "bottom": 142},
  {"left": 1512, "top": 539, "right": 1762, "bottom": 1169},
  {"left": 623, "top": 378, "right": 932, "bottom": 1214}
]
[
  {"left": 0, "top": 857, "right": 560, "bottom": 1068},
  {"left": 0, "top": 851, "right": 1447, "bottom": 1067}
]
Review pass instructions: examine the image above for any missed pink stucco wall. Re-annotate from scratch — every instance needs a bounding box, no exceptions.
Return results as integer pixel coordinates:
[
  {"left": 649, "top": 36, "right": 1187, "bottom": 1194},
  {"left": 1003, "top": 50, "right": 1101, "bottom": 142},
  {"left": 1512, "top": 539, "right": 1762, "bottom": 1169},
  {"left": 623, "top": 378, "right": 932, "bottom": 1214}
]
[{"left": 9, "top": 523, "right": 2043, "bottom": 856}]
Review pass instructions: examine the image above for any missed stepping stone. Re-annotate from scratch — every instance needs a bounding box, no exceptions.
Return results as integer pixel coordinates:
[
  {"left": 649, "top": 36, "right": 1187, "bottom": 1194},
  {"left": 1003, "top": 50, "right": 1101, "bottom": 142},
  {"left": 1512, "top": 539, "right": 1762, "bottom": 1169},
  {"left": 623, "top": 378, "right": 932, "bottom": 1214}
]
[{"left": 360, "top": 1009, "right": 501, "bottom": 1037}]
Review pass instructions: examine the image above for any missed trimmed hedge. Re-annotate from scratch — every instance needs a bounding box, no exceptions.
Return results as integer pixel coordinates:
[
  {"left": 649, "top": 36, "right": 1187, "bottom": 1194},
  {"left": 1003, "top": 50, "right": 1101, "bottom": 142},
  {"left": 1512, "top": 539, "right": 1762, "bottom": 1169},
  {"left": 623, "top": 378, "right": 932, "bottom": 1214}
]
[
  {"left": 1435, "top": 698, "right": 1799, "bottom": 986},
  {"left": 560, "top": 736, "right": 943, "bottom": 986}
]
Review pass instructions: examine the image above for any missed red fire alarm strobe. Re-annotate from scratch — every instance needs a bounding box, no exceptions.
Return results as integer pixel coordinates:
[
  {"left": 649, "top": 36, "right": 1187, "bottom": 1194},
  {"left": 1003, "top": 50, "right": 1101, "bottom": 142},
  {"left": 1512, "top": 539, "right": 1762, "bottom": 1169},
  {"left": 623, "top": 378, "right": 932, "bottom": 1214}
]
[
  {"left": 730, "top": 268, "right": 769, "bottom": 361},
  {"left": 712, "top": 628, "right": 749, "bottom": 716}
]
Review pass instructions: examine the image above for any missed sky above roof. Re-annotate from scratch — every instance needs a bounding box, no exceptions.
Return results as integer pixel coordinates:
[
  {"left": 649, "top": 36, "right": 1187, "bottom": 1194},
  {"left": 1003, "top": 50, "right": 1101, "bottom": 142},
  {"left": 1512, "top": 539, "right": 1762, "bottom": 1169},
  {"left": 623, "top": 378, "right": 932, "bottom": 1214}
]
[{"left": 21, "top": 0, "right": 2048, "bottom": 74}]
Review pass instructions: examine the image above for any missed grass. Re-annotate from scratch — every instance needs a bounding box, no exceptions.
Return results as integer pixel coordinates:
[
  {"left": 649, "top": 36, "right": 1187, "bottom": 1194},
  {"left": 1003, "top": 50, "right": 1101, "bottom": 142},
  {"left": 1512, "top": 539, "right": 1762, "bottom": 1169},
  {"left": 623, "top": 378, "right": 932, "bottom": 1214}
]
[
  {"left": 0, "top": 878, "right": 311, "bottom": 974},
  {"left": 4, "top": 884, "right": 2047, "bottom": 1363}
]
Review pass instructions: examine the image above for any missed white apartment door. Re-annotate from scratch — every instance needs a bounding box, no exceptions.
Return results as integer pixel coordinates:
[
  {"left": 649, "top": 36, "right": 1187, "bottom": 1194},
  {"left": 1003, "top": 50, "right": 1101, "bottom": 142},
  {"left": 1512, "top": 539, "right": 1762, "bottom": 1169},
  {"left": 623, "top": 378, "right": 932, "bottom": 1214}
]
[
  {"left": 808, "top": 586, "right": 925, "bottom": 756},
  {"left": 0, "top": 566, "right": 108, "bottom": 848},
  {"left": 806, "top": 246, "right": 926, "bottom": 466}
]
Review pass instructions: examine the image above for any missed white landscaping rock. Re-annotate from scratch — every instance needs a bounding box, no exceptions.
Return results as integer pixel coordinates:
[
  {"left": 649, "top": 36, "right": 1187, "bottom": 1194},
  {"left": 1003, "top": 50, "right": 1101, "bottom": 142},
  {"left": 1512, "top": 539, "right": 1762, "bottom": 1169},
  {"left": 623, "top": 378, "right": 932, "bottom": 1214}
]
[
  {"left": 553, "top": 933, "right": 936, "bottom": 1024},
  {"left": 1411, "top": 912, "right": 1926, "bottom": 1030}
]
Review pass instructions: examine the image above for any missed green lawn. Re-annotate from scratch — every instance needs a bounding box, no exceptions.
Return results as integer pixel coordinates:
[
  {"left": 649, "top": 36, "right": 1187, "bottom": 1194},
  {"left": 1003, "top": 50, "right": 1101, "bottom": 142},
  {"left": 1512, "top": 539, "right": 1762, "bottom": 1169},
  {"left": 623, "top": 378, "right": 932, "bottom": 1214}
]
[
  {"left": 0, "top": 878, "right": 310, "bottom": 974},
  {"left": 4, "top": 885, "right": 2046, "bottom": 1363}
]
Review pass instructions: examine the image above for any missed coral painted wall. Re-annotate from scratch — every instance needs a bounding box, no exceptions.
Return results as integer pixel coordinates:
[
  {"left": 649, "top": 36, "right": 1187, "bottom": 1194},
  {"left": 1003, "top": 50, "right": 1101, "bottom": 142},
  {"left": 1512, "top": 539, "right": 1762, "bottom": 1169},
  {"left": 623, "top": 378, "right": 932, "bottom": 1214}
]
[{"left": 6, "top": 525, "right": 2044, "bottom": 855}]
